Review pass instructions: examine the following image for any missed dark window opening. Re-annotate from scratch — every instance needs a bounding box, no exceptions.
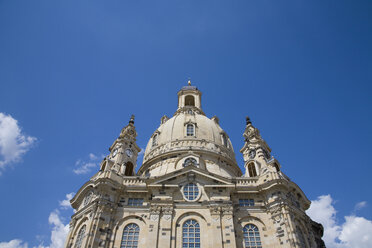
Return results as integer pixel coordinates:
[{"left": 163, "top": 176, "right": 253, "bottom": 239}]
[
  {"left": 248, "top": 163, "right": 257, "bottom": 177},
  {"left": 185, "top": 95, "right": 195, "bottom": 106},
  {"left": 125, "top": 162, "right": 134, "bottom": 176}
]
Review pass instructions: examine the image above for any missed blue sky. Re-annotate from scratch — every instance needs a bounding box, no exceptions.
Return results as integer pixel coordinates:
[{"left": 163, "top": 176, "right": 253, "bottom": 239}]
[{"left": 0, "top": 1, "right": 371, "bottom": 247}]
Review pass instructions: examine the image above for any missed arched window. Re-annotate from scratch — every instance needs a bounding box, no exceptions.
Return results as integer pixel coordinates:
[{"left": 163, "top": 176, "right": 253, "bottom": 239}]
[
  {"left": 243, "top": 224, "right": 262, "bottom": 248},
  {"left": 182, "top": 219, "right": 200, "bottom": 248},
  {"left": 121, "top": 223, "right": 140, "bottom": 248},
  {"left": 248, "top": 163, "right": 257, "bottom": 177},
  {"left": 75, "top": 225, "right": 86, "bottom": 248},
  {"left": 187, "top": 124, "right": 194, "bottom": 136},
  {"left": 185, "top": 95, "right": 195, "bottom": 106},
  {"left": 183, "top": 183, "right": 199, "bottom": 201},
  {"left": 183, "top": 158, "right": 197, "bottom": 167},
  {"left": 222, "top": 133, "right": 228, "bottom": 147},
  {"left": 152, "top": 134, "right": 158, "bottom": 147},
  {"left": 124, "top": 162, "right": 134, "bottom": 176}
]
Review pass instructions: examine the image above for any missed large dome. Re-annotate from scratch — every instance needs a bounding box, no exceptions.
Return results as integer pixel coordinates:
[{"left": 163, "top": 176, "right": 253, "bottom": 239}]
[
  {"left": 138, "top": 83, "right": 241, "bottom": 178},
  {"left": 143, "top": 112, "right": 235, "bottom": 161}
]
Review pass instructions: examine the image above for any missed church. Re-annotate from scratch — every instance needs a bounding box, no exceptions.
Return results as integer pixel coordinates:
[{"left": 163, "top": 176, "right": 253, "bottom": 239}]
[{"left": 64, "top": 82, "right": 325, "bottom": 248}]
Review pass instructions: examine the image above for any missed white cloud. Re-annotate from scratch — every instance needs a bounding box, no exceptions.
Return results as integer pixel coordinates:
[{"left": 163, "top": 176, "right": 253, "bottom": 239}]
[
  {"left": 0, "top": 113, "right": 36, "bottom": 173},
  {"left": 88, "top": 153, "right": 97, "bottom": 160},
  {"left": 34, "top": 210, "right": 70, "bottom": 248},
  {"left": 46, "top": 210, "right": 70, "bottom": 248},
  {"left": 59, "top": 193, "right": 75, "bottom": 209},
  {"left": 0, "top": 240, "right": 28, "bottom": 248},
  {"left": 35, "top": 200, "right": 73, "bottom": 248},
  {"left": 355, "top": 201, "right": 367, "bottom": 211},
  {"left": 73, "top": 153, "right": 102, "bottom": 175},
  {"left": 307, "top": 195, "right": 372, "bottom": 248}
]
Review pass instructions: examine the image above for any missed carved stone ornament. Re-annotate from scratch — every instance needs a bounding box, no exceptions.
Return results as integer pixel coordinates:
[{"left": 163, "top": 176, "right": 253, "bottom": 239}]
[
  {"left": 69, "top": 218, "right": 77, "bottom": 228},
  {"left": 151, "top": 214, "right": 159, "bottom": 221},
  {"left": 249, "top": 149, "right": 256, "bottom": 159},
  {"left": 273, "top": 214, "right": 282, "bottom": 223},
  {"left": 162, "top": 214, "right": 172, "bottom": 221},
  {"left": 212, "top": 216, "right": 220, "bottom": 222}
]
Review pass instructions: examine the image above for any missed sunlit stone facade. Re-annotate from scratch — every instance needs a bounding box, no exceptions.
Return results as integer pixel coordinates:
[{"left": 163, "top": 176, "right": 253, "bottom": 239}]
[{"left": 65, "top": 82, "right": 325, "bottom": 248}]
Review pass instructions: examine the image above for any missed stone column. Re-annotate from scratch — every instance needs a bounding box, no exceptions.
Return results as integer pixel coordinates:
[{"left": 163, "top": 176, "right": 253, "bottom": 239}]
[
  {"left": 86, "top": 202, "right": 113, "bottom": 248},
  {"left": 64, "top": 218, "right": 76, "bottom": 248},
  {"left": 157, "top": 205, "right": 174, "bottom": 248},
  {"left": 147, "top": 205, "right": 161, "bottom": 248},
  {"left": 221, "top": 205, "right": 236, "bottom": 248},
  {"left": 282, "top": 205, "right": 298, "bottom": 248},
  {"left": 209, "top": 206, "right": 224, "bottom": 248}
]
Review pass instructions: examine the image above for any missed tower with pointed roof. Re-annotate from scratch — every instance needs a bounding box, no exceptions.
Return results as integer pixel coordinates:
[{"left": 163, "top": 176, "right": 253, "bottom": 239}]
[{"left": 65, "top": 82, "right": 325, "bottom": 248}]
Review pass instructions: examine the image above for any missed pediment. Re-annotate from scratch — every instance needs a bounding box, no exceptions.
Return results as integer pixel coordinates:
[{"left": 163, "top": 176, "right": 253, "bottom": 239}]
[{"left": 147, "top": 166, "right": 234, "bottom": 187}]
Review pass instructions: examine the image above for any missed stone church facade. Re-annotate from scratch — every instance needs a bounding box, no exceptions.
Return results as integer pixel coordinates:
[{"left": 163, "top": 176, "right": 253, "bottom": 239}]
[{"left": 65, "top": 82, "right": 325, "bottom": 248}]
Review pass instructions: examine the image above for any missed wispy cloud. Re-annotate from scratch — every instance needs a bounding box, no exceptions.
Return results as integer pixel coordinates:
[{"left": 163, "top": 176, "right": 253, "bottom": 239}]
[
  {"left": 0, "top": 240, "right": 28, "bottom": 248},
  {"left": 354, "top": 201, "right": 367, "bottom": 211},
  {"left": 0, "top": 113, "right": 36, "bottom": 174},
  {"left": 307, "top": 195, "right": 372, "bottom": 248},
  {"left": 73, "top": 153, "right": 104, "bottom": 175},
  {"left": 59, "top": 193, "right": 74, "bottom": 210}
]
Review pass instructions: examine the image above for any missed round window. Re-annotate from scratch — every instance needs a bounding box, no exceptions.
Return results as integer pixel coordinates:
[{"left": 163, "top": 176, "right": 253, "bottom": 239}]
[
  {"left": 183, "top": 183, "right": 200, "bottom": 201},
  {"left": 183, "top": 158, "right": 197, "bottom": 167}
]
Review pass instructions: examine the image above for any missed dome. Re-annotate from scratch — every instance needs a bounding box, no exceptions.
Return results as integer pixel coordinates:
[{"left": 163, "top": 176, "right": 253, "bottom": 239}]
[
  {"left": 143, "top": 112, "right": 235, "bottom": 160},
  {"left": 138, "top": 82, "right": 241, "bottom": 178}
]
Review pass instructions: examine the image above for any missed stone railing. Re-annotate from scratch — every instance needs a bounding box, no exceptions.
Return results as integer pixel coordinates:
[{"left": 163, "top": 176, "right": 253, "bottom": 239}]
[
  {"left": 122, "top": 177, "right": 146, "bottom": 186},
  {"left": 234, "top": 177, "right": 259, "bottom": 186},
  {"left": 143, "top": 139, "right": 236, "bottom": 163}
]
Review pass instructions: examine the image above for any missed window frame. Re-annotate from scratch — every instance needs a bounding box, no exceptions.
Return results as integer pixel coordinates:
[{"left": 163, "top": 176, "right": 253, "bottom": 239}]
[
  {"left": 221, "top": 133, "right": 229, "bottom": 148},
  {"left": 243, "top": 224, "right": 262, "bottom": 248},
  {"left": 74, "top": 225, "right": 86, "bottom": 248},
  {"left": 183, "top": 157, "right": 198, "bottom": 167},
  {"left": 127, "top": 198, "right": 144, "bottom": 206},
  {"left": 182, "top": 183, "right": 201, "bottom": 202},
  {"left": 182, "top": 219, "right": 201, "bottom": 248},
  {"left": 239, "top": 199, "right": 255, "bottom": 207},
  {"left": 152, "top": 134, "right": 158, "bottom": 147},
  {"left": 247, "top": 162, "right": 258, "bottom": 177},
  {"left": 186, "top": 124, "right": 195, "bottom": 137},
  {"left": 121, "top": 223, "right": 140, "bottom": 248}
]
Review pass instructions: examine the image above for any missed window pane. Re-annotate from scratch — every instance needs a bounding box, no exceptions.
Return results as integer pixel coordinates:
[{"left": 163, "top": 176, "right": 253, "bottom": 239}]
[
  {"left": 187, "top": 124, "right": 194, "bottom": 136},
  {"left": 183, "top": 183, "right": 199, "bottom": 201},
  {"left": 75, "top": 225, "right": 86, "bottom": 248},
  {"left": 127, "top": 198, "right": 144, "bottom": 206},
  {"left": 121, "top": 223, "right": 140, "bottom": 248},
  {"left": 243, "top": 224, "right": 262, "bottom": 248},
  {"left": 182, "top": 220, "right": 201, "bottom": 248}
]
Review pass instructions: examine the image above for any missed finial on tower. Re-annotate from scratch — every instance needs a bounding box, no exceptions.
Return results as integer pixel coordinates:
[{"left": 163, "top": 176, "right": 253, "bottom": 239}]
[
  {"left": 188, "top": 79, "right": 191, "bottom": 86},
  {"left": 246, "top": 116, "right": 252, "bottom": 125},
  {"left": 129, "top": 114, "right": 135, "bottom": 124}
]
